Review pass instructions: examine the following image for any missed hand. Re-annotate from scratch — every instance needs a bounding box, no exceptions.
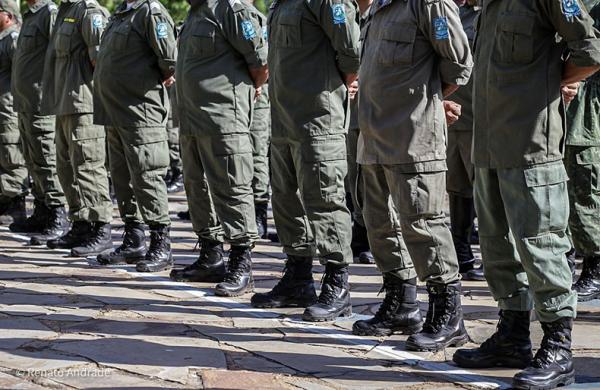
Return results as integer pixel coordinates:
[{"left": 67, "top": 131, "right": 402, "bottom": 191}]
[
  {"left": 348, "top": 79, "right": 359, "bottom": 100},
  {"left": 163, "top": 76, "right": 176, "bottom": 87},
  {"left": 344, "top": 72, "right": 358, "bottom": 88},
  {"left": 443, "top": 100, "right": 461, "bottom": 126},
  {"left": 254, "top": 86, "right": 262, "bottom": 101},
  {"left": 561, "top": 82, "right": 579, "bottom": 105}
]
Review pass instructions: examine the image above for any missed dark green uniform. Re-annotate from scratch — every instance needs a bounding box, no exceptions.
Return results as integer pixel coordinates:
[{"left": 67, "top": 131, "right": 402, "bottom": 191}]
[
  {"left": 472, "top": 0, "right": 600, "bottom": 322},
  {"left": 0, "top": 24, "right": 28, "bottom": 205},
  {"left": 358, "top": 0, "right": 472, "bottom": 283},
  {"left": 13, "top": 0, "right": 65, "bottom": 210},
  {"left": 565, "top": 1, "right": 600, "bottom": 258},
  {"left": 268, "top": 0, "right": 359, "bottom": 265},
  {"left": 94, "top": 0, "right": 176, "bottom": 227},
  {"left": 250, "top": 85, "right": 270, "bottom": 206},
  {"left": 176, "top": 0, "right": 267, "bottom": 246},
  {"left": 41, "top": 0, "right": 112, "bottom": 223},
  {"left": 167, "top": 83, "right": 182, "bottom": 173}
]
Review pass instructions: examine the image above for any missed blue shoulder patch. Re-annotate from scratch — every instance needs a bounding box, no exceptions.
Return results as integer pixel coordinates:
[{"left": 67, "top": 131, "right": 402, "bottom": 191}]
[
  {"left": 241, "top": 20, "right": 257, "bottom": 40},
  {"left": 562, "top": 0, "right": 581, "bottom": 21},
  {"left": 332, "top": 3, "right": 346, "bottom": 25},
  {"left": 156, "top": 22, "right": 168, "bottom": 39},
  {"left": 92, "top": 14, "right": 103, "bottom": 29},
  {"left": 262, "top": 25, "right": 268, "bottom": 40},
  {"left": 433, "top": 16, "right": 449, "bottom": 40}
]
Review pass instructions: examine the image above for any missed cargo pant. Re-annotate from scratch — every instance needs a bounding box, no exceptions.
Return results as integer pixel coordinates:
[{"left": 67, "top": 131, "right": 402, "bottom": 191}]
[
  {"left": 0, "top": 120, "right": 28, "bottom": 203},
  {"left": 55, "top": 114, "right": 112, "bottom": 223},
  {"left": 564, "top": 145, "right": 600, "bottom": 257},
  {"left": 271, "top": 134, "right": 353, "bottom": 265},
  {"left": 446, "top": 131, "right": 474, "bottom": 198},
  {"left": 167, "top": 122, "right": 182, "bottom": 172},
  {"left": 346, "top": 127, "right": 364, "bottom": 226},
  {"left": 362, "top": 164, "right": 458, "bottom": 284},
  {"left": 181, "top": 133, "right": 258, "bottom": 246},
  {"left": 107, "top": 127, "right": 170, "bottom": 226},
  {"left": 249, "top": 91, "right": 271, "bottom": 206},
  {"left": 474, "top": 161, "right": 577, "bottom": 322},
  {"left": 18, "top": 112, "right": 66, "bottom": 208}
]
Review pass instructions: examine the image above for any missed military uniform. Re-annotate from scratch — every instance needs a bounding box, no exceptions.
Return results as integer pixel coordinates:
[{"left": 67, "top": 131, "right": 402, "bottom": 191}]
[
  {"left": 11, "top": 0, "right": 69, "bottom": 235},
  {"left": 250, "top": 84, "right": 271, "bottom": 238},
  {"left": 173, "top": 0, "right": 267, "bottom": 296},
  {"left": 166, "top": 83, "right": 183, "bottom": 192},
  {"left": 0, "top": 19, "right": 27, "bottom": 222},
  {"left": 251, "top": 0, "right": 360, "bottom": 322},
  {"left": 565, "top": 0, "right": 600, "bottom": 301},
  {"left": 453, "top": 1, "right": 600, "bottom": 387},
  {"left": 358, "top": 0, "right": 472, "bottom": 350},
  {"left": 94, "top": 0, "right": 177, "bottom": 271},
  {"left": 41, "top": 0, "right": 112, "bottom": 254},
  {"left": 445, "top": 4, "right": 482, "bottom": 278}
]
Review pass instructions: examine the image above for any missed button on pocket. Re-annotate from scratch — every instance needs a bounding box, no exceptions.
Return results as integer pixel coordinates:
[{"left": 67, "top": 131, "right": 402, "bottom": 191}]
[{"left": 377, "top": 22, "right": 416, "bottom": 66}]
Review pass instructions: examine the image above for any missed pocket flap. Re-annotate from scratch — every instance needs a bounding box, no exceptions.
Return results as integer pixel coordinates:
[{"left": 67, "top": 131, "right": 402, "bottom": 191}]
[
  {"left": 380, "top": 22, "right": 416, "bottom": 43},
  {"left": 192, "top": 22, "right": 215, "bottom": 37},
  {"left": 113, "top": 22, "right": 131, "bottom": 35},
  {"left": 499, "top": 15, "right": 534, "bottom": 35},
  {"left": 524, "top": 163, "right": 568, "bottom": 187},
  {"left": 575, "top": 147, "right": 600, "bottom": 164},
  {"left": 212, "top": 134, "right": 253, "bottom": 155},
  {"left": 278, "top": 11, "right": 302, "bottom": 26},
  {"left": 22, "top": 25, "right": 37, "bottom": 37},
  {"left": 58, "top": 23, "right": 76, "bottom": 36}
]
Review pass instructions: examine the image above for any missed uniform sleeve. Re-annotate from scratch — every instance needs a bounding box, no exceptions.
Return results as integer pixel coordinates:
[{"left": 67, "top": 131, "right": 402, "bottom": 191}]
[
  {"left": 540, "top": 0, "right": 600, "bottom": 66},
  {"left": 81, "top": 8, "right": 107, "bottom": 63},
  {"left": 222, "top": 5, "right": 268, "bottom": 68},
  {"left": 145, "top": 6, "right": 177, "bottom": 79},
  {"left": 306, "top": 0, "right": 360, "bottom": 74},
  {"left": 419, "top": 0, "right": 473, "bottom": 86}
]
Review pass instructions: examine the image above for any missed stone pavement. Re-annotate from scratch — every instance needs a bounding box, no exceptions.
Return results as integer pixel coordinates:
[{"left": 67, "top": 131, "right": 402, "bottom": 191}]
[{"left": 0, "top": 194, "right": 599, "bottom": 390}]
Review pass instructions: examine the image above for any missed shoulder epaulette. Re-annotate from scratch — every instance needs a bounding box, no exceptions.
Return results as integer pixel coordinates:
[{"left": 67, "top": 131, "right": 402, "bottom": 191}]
[
  {"left": 149, "top": 1, "right": 163, "bottom": 15},
  {"left": 84, "top": 0, "right": 99, "bottom": 9},
  {"left": 48, "top": 2, "right": 58, "bottom": 12},
  {"left": 228, "top": 0, "right": 245, "bottom": 13}
]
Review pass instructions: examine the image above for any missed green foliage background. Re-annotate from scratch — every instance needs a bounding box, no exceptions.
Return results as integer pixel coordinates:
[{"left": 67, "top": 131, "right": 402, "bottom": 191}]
[{"left": 20, "top": 0, "right": 267, "bottom": 22}]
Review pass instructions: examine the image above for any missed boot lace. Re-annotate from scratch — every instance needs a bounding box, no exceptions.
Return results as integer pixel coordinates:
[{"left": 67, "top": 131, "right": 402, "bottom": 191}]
[
  {"left": 146, "top": 231, "right": 166, "bottom": 260},
  {"left": 316, "top": 271, "right": 341, "bottom": 305},
  {"left": 373, "top": 279, "right": 400, "bottom": 320},
  {"left": 422, "top": 289, "right": 453, "bottom": 333},
  {"left": 223, "top": 249, "right": 248, "bottom": 283}
]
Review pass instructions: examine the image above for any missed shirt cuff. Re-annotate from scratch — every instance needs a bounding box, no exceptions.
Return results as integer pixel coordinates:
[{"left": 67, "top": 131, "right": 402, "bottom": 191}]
[
  {"left": 439, "top": 59, "right": 473, "bottom": 86},
  {"left": 567, "top": 38, "right": 600, "bottom": 67},
  {"left": 245, "top": 46, "right": 268, "bottom": 69},
  {"left": 159, "top": 59, "right": 176, "bottom": 78},
  {"left": 337, "top": 52, "right": 360, "bottom": 75}
]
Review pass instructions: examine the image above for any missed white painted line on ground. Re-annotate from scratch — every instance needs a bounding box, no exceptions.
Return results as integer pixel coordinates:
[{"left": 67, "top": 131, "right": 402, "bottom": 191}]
[{"left": 1, "top": 226, "right": 507, "bottom": 388}]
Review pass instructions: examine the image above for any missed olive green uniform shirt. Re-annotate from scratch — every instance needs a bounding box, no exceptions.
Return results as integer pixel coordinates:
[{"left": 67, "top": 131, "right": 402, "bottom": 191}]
[
  {"left": 447, "top": 5, "right": 477, "bottom": 133},
  {"left": 41, "top": 0, "right": 107, "bottom": 116},
  {"left": 176, "top": 0, "right": 268, "bottom": 136},
  {"left": 268, "top": 0, "right": 360, "bottom": 138},
  {"left": 472, "top": 0, "right": 600, "bottom": 168},
  {"left": 12, "top": 0, "right": 57, "bottom": 114},
  {"left": 0, "top": 25, "right": 19, "bottom": 126},
  {"left": 94, "top": 0, "right": 177, "bottom": 128},
  {"left": 566, "top": 1, "right": 600, "bottom": 146},
  {"left": 357, "top": 0, "right": 472, "bottom": 171}
]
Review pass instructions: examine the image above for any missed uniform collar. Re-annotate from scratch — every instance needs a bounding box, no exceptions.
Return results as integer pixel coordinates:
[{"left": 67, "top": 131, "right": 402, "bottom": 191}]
[
  {"left": 0, "top": 24, "right": 18, "bottom": 40},
  {"left": 28, "top": 0, "right": 52, "bottom": 13},
  {"left": 62, "top": 0, "right": 83, "bottom": 4},
  {"left": 115, "top": 0, "right": 146, "bottom": 13}
]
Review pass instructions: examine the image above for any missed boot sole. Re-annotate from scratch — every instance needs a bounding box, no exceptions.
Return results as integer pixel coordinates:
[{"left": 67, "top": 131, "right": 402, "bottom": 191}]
[
  {"left": 251, "top": 298, "right": 317, "bottom": 309},
  {"left": 576, "top": 291, "right": 600, "bottom": 302},
  {"left": 512, "top": 370, "right": 575, "bottom": 390},
  {"left": 405, "top": 333, "right": 469, "bottom": 352},
  {"left": 97, "top": 256, "right": 146, "bottom": 266},
  {"left": 136, "top": 262, "right": 174, "bottom": 273},
  {"left": 71, "top": 247, "right": 113, "bottom": 257},
  {"left": 170, "top": 274, "right": 226, "bottom": 283},
  {"left": 302, "top": 306, "right": 353, "bottom": 322},
  {"left": 214, "top": 282, "right": 255, "bottom": 297},
  {"left": 353, "top": 323, "right": 423, "bottom": 337}
]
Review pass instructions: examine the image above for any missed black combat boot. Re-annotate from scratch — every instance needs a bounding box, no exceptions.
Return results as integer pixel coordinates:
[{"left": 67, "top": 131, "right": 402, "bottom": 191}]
[
  {"left": 573, "top": 255, "right": 600, "bottom": 302},
  {"left": 215, "top": 246, "right": 253, "bottom": 296},
  {"left": 30, "top": 206, "right": 69, "bottom": 245},
  {"left": 453, "top": 310, "right": 533, "bottom": 368},
  {"left": 46, "top": 221, "right": 91, "bottom": 249},
  {"left": 512, "top": 318, "right": 575, "bottom": 390},
  {"left": 406, "top": 281, "right": 469, "bottom": 351},
  {"left": 255, "top": 203, "right": 268, "bottom": 239},
  {"left": 0, "top": 195, "right": 26, "bottom": 225},
  {"left": 177, "top": 210, "right": 190, "bottom": 220},
  {"left": 97, "top": 222, "right": 146, "bottom": 265},
  {"left": 353, "top": 275, "right": 423, "bottom": 336},
  {"left": 351, "top": 222, "right": 370, "bottom": 259},
  {"left": 167, "top": 167, "right": 184, "bottom": 193},
  {"left": 449, "top": 194, "right": 476, "bottom": 274},
  {"left": 357, "top": 250, "right": 375, "bottom": 264},
  {"left": 251, "top": 255, "right": 317, "bottom": 308},
  {"left": 170, "top": 239, "right": 226, "bottom": 282},
  {"left": 9, "top": 200, "right": 48, "bottom": 233},
  {"left": 465, "top": 264, "right": 486, "bottom": 281},
  {"left": 303, "top": 263, "right": 352, "bottom": 322},
  {"left": 136, "top": 225, "right": 173, "bottom": 272},
  {"left": 71, "top": 222, "right": 112, "bottom": 257}
]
